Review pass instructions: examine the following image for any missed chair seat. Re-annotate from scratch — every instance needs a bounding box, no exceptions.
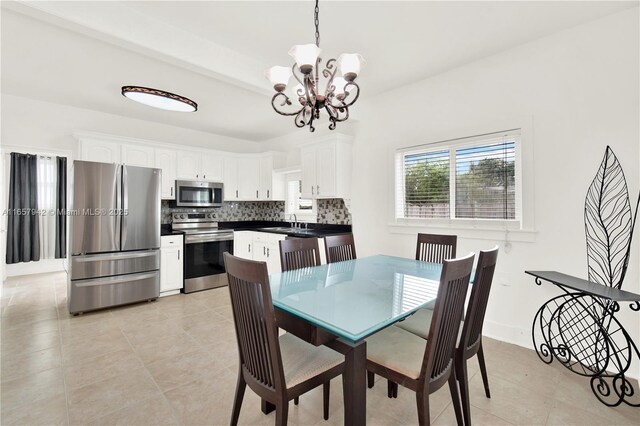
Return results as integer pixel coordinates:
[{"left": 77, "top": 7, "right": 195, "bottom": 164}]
[
  {"left": 366, "top": 326, "right": 427, "bottom": 379},
  {"left": 395, "top": 307, "right": 463, "bottom": 340},
  {"left": 280, "top": 333, "right": 344, "bottom": 389}
]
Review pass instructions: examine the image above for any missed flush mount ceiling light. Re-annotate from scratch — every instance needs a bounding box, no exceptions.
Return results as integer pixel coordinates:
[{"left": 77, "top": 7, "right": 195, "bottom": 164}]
[
  {"left": 121, "top": 86, "right": 197, "bottom": 112},
  {"left": 266, "top": 0, "right": 364, "bottom": 132}
]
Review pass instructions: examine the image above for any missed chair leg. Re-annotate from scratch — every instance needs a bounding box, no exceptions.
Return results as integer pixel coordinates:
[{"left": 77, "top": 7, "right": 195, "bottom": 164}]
[
  {"left": 293, "top": 397, "right": 299, "bottom": 405},
  {"left": 367, "top": 371, "right": 375, "bottom": 388},
  {"left": 448, "top": 370, "right": 464, "bottom": 426},
  {"left": 415, "top": 390, "right": 430, "bottom": 426},
  {"left": 230, "top": 372, "right": 246, "bottom": 426},
  {"left": 276, "top": 401, "right": 289, "bottom": 426},
  {"left": 456, "top": 359, "right": 471, "bottom": 426},
  {"left": 323, "top": 381, "right": 330, "bottom": 420},
  {"left": 387, "top": 379, "right": 396, "bottom": 398},
  {"left": 477, "top": 342, "right": 491, "bottom": 398}
]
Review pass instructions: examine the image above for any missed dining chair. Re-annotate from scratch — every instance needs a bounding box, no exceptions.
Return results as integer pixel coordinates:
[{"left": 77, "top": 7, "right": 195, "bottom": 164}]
[
  {"left": 366, "top": 253, "right": 475, "bottom": 426},
  {"left": 279, "top": 238, "right": 322, "bottom": 272},
  {"left": 224, "top": 253, "right": 345, "bottom": 426},
  {"left": 324, "top": 233, "right": 357, "bottom": 263},
  {"left": 278, "top": 237, "right": 322, "bottom": 407},
  {"left": 416, "top": 233, "right": 457, "bottom": 263},
  {"left": 388, "top": 247, "right": 499, "bottom": 425},
  {"left": 393, "top": 233, "right": 458, "bottom": 338}
]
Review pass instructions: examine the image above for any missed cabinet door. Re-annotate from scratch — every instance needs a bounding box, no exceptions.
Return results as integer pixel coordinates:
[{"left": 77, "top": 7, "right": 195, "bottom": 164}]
[
  {"left": 233, "top": 232, "right": 254, "bottom": 260},
  {"left": 266, "top": 242, "right": 281, "bottom": 274},
  {"left": 161, "top": 246, "right": 183, "bottom": 292},
  {"left": 176, "top": 151, "right": 201, "bottom": 180},
  {"left": 252, "top": 242, "right": 269, "bottom": 263},
  {"left": 121, "top": 144, "right": 154, "bottom": 167},
  {"left": 259, "top": 156, "right": 273, "bottom": 200},
  {"left": 238, "top": 157, "right": 261, "bottom": 200},
  {"left": 201, "top": 154, "right": 224, "bottom": 181},
  {"left": 80, "top": 139, "right": 120, "bottom": 163},
  {"left": 155, "top": 149, "right": 177, "bottom": 200},
  {"left": 300, "top": 147, "right": 317, "bottom": 198},
  {"left": 223, "top": 157, "right": 239, "bottom": 200},
  {"left": 315, "top": 143, "right": 336, "bottom": 197}
]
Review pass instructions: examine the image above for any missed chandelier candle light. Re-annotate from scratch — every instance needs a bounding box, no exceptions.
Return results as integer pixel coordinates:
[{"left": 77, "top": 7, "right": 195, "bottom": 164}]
[{"left": 266, "top": 0, "right": 364, "bottom": 132}]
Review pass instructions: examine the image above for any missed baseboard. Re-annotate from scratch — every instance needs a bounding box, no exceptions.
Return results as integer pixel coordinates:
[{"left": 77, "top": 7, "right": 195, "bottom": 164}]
[{"left": 5, "top": 259, "right": 67, "bottom": 277}]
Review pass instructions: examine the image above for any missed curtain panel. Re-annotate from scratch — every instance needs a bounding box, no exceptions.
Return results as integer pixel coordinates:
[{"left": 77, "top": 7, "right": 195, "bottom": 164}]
[
  {"left": 55, "top": 156, "right": 67, "bottom": 259},
  {"left": 6, "top": 153, "right": 40, "bottom": 264}
]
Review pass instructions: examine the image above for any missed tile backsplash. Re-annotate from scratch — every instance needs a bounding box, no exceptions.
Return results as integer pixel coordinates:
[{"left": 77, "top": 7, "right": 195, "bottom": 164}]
[
  {"left": 161, "top": 198, "right": 352, "bottom": 225},
  {"left": 161, "top": 201, "right": 285, "bottom": 224},
  {"left": 317, "top": 198, "right": 352, "bottom": 225}
]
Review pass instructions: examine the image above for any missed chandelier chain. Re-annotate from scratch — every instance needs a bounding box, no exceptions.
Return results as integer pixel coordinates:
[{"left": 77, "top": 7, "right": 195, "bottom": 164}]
[{"left": 314, "top": 0, "right": 320, "bottom": 47}]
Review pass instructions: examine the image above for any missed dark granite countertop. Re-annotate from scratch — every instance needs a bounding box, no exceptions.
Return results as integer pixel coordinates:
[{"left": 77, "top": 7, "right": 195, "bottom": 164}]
[
  {"left": 218, "top": 221, "right": 351, "bottom": 238},
  {"left": 160, "top": 225, "right": 185, "bottom": 237}
]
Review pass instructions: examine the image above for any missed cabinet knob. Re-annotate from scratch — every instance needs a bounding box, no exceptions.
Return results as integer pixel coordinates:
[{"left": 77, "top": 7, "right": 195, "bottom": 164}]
[
  {"left": 267, "top": 247, "right": 270, "bottom": 258},
  {"left": 317, "top": 185, "right": 320, "bottom": 195},
  {"left": 178, "top": 250, "right": 180, "bottom": 260},
  {"left": 312, "top": 186, "right": 314, "bottom": 195},
  {"left": 267, "top": 190, "right": 269, "bottom": 198},
  {"left": 248, "top": 244, "right": 251, "bottom": 252},
  {"left": 256, "top": 190, "right": 258, "bottom": 198}
]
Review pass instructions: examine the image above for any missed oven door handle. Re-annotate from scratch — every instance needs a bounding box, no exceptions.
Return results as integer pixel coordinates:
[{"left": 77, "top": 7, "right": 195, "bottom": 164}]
[{"left": 185, "top": 234, "right": 234, "bottom": 244}]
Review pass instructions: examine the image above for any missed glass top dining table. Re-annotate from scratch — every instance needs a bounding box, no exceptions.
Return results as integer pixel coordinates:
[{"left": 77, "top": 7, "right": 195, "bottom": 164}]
[{"left": 269, "top": 254, "right": 447, "bottom": 343}]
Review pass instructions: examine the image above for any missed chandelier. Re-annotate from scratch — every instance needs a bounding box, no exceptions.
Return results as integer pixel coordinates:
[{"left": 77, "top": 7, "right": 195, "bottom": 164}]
[{"left": 266, "top": 0, "right": 364, "bottom": 132}]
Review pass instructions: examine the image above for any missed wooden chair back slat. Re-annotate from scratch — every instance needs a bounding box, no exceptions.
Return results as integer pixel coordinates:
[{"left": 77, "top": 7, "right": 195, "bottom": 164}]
[
  {"left": 279, "top": 238, "right": 322, "bottom": 272},
  {"left": 460, "top": 246, "right": 499, "bottom": 351},
  {"left": 416, "top": 233, "right": 457, "bottom": 263},
  {"left": 324, "top": 234, "right": 357, "bottom": 264},
  {"left": 224, "top": 253, "right": 285, "bottom": 391},
  {"left": 421, "top": 253, "right": 474, "bottom": 383}
]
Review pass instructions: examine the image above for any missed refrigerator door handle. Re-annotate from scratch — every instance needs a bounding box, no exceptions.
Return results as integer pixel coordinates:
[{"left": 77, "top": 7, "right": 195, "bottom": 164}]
[
  {"left": 115, "top": 165, "right": 123, "bottom": 251},
  {"left": 121, "top": 166, "right": 129, "bottom": 248}
]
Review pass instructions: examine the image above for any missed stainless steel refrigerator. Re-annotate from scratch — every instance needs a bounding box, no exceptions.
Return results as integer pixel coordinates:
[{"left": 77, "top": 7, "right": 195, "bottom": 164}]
[{"left": 68, "top": 160, "right": 161, "bottom": 314}]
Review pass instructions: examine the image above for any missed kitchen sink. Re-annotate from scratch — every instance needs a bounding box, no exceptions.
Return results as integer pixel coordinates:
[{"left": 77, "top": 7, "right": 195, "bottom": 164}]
[{"left": 261, "top": 227, "right": 316, "bottom": 234}]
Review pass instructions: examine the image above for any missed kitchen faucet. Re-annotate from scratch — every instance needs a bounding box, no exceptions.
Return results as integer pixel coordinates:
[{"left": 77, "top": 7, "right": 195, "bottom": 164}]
[{"left": 289, "top": 213, "right": 298, "bottom": 228}]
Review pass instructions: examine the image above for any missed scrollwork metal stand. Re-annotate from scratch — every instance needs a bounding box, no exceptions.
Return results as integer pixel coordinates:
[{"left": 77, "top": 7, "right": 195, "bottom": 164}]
[
  {"left": 530, "top": 277, "right": 640, "bottom": 407},
  {"left": 527, "top": 146, "right": 640, "bottom": 408}
]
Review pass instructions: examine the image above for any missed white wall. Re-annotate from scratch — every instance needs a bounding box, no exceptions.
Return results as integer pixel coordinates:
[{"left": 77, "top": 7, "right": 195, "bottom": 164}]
[
  {"left": 349, "top": 8, "right": 640, "bottom": 376},
  {"left": 0, "top": 94, "right": 263, "bottom": 277},
  {"left": 0, "top": 94, "right": 262, "bottom": 154}
]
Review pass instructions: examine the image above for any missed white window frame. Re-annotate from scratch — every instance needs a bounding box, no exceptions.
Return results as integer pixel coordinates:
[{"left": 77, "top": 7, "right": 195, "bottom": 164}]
[{"left": 394, "top": 129, "right": 525, "bottom": 231}]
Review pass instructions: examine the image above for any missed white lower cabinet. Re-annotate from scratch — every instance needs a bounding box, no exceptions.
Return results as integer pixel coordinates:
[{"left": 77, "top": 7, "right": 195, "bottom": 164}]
[
  {"left": 160, "top": 235, "right": 184, "bottom": 295},
  {"left": 232, "top": 231, "right": 286, "bottom": 273}
]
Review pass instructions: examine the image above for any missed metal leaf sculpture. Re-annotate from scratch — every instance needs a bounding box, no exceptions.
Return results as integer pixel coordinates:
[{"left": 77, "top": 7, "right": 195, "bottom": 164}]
[{"left": 584, "top": 146, "right": 639, "bottom": 288}]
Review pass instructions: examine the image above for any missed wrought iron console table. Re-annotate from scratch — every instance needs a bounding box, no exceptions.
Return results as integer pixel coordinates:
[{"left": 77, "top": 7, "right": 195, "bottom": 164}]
[{"left": 526, "top": 270, "right": 640, "bottom": 407}]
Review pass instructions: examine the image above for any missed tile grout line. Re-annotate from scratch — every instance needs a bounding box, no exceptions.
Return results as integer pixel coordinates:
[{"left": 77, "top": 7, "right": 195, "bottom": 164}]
[
  {"left": 118, "top": 309, "right": 182, "bottom": 424},
  {"left": 54, "top": 274, "right": 71, "bottom": 426}
]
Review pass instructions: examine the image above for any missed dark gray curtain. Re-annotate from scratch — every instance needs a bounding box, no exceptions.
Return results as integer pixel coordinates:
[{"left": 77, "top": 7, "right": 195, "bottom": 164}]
[
  {"left": 55, "top": 156, "right": 67, "bottom": 259},
  {"left": 6, "top": 153, "right": 40, "bottom": 263}
]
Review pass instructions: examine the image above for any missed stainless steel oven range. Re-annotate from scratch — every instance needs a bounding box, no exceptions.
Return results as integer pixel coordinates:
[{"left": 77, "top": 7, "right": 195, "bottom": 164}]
[{"left": 171, "top": 213, "right": 233, "bottom": 293}]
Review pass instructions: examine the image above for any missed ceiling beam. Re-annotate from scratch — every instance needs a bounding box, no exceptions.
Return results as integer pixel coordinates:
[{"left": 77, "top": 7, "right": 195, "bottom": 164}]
[{"left": 4, "top": 1, "right": 272, "bottom": 96}]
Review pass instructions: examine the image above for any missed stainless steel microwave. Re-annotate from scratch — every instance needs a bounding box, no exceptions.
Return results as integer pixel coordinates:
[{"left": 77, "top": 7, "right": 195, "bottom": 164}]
[{"left": 175, "top": 180, "right": 223, "bottom": 207}]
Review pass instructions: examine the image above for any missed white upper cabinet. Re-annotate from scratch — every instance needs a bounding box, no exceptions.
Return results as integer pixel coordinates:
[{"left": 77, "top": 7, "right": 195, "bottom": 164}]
[
  {"left": 224, "top": 157, "right": 239, "bottom": 200},
  {"left": 176, "top": 151, "right": 201, "bottom": 180},
  {"left": 300, "top": 135, "right": 352, "bottom": 199},
  {"left": 121, "top": 144, "right": 154, "bottom": 167},
  {"left": 201, "top": 154, "right": 224, "bottom": 181},
  {"left": 79, "top": 139, "right": 120, "bottom": 163},
  {"left": 260, "top": 156, "right": 274, "bottom": 200},
  {"left": 155, "top": 149, "right": 177, "bottom": 200},
  {"left": 238, "top": 157, "right": 261, "bottom": 200},
  {"left": 300, "top": 148, "right": 317, "bottom": 198}
]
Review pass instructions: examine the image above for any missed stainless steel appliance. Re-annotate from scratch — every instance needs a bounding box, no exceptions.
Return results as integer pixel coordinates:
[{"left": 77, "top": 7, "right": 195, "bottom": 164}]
[
  {"left": 68, "top": 160, "right": 161, "bottom": 314},
  {"left": 172, "top": 212, "right": 233, "bottom": 293},
  {"left": 176, "top": 180, "right": 223, "bottom": 207}
]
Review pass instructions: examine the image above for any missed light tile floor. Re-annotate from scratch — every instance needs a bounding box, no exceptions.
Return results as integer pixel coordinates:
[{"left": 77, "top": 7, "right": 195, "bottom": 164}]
[{"left": 1, "top": 272, "right": 639, "bottom": 425}]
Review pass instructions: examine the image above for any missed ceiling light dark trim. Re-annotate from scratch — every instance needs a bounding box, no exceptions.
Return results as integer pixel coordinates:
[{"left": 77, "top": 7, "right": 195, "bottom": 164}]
[{"left": 121, "top": 86, "right": 198, "bottom": 112}]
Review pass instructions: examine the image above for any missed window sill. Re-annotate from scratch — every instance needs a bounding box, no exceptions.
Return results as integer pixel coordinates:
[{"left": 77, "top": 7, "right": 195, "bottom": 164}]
[{"left": 388, "top": 221, "right": 536, "bottom": 243}]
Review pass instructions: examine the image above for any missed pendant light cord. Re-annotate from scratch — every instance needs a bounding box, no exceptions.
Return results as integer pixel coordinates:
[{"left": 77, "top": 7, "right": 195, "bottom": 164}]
[{"left": 314, "top": 0, "right": 320, "bottom": 47}]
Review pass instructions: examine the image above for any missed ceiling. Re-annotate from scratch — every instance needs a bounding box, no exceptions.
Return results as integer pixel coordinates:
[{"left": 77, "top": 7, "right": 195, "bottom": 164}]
[{"left": 2, "top": 1, "right": 637, "bottom": 142}]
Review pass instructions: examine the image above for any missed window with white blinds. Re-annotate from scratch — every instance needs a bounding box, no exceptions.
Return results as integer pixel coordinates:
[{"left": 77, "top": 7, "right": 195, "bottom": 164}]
[{"left": 395, "top": 130, "right": 520, "bottom": 222}]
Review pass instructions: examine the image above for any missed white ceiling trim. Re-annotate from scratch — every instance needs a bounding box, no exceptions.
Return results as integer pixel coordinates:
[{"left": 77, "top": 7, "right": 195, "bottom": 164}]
[{"left": 5, "top": 1, "right": 272, "bottom": 96}]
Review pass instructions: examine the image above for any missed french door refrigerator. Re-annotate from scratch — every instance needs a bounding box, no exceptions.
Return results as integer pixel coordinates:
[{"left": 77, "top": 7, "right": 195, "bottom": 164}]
[{"left": 68, "top": 160, "right": 161, "bottom": 314}]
